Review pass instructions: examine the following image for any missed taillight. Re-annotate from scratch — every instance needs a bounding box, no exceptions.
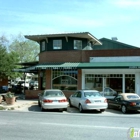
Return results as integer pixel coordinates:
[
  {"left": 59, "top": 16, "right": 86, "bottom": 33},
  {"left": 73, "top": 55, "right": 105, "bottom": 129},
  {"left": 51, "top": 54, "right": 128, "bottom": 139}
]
[
  {"left": 130, "top": 102, "right": 136, "bottom": 106},
  {"left": 104, "top": 99, "right": 107, "bottom": 103},
  {"left": 59, "top": 99, "right": 68, "bottom": 102},
  {"left": 43, "top": 99, "right": 53, "bottom": 103},
  {"left": 85, "top": 99, "right": 91, "bottom": 104}
]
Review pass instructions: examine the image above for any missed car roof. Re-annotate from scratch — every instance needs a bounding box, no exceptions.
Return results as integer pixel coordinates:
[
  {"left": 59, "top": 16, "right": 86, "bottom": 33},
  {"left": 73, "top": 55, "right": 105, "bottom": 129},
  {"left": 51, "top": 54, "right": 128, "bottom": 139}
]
[
  {"left": 118, "top": 93, "right": 139, "bottom": 100},
  {"left": 78, "top": 89, "right": 99, "bottom": 92},
  {"left": 44, "top": 89, "right": 62, "bottom": 92},
  {"left": 119, "top": 93, "right": 136, "bottom": 96}
]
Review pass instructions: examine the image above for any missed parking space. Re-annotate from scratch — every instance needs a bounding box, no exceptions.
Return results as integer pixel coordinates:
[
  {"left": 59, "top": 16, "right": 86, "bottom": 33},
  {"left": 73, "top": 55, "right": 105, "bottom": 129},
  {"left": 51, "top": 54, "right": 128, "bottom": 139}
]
[{"left": 13, "top": 102, "right": 140, "bottom": 116}]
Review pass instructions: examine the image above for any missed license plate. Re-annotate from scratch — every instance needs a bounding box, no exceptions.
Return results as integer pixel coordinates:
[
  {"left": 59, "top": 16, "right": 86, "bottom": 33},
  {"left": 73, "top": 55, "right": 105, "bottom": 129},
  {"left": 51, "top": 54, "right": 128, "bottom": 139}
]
[
  {"left": 95, "top": 100, "right": 101, "bottom": 102},
  {"left": 53, "top": 100, "right": 58, "bottom": 102}
]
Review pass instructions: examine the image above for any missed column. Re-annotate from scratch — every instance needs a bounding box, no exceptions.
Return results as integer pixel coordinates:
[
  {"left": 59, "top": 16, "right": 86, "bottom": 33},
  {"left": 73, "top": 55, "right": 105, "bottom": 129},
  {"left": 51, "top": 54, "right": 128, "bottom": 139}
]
[
  {"left": 45, "top": 69, "right": 52, "bottom": 89},
  {"left": 135, "top": 73, "right": 140, "bottom": 96},
  {"left": 77, "top": 69, "right": 82, "bottom": 90}
]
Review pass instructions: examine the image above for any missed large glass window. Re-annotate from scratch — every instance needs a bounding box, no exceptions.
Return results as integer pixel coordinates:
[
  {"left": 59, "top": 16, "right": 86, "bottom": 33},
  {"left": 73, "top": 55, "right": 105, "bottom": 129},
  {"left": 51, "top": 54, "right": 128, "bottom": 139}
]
[
  {"left": 85, "top": 74, "right": 135, "bottom": 93},
  {"left": 53, "top": 40, "right": 62, "bottom": 49},
  {"left": 125, "top": 74, "right": 135, "bottom": 93},
  {"left": 41, "top": 41, "right": 45, "bottom": 51},
  {"left": 74, "top": 40, "right": 82, "bottom": 50},
  {"left": 52, "top": 69, "right": 77, "bottom": 90}
]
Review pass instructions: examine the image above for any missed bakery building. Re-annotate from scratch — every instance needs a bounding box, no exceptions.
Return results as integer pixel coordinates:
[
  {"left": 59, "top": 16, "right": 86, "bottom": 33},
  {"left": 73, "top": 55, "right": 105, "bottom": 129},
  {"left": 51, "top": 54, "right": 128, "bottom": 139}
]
[{"left": 22, "top": 32, "right": 140, "bottom": 99}]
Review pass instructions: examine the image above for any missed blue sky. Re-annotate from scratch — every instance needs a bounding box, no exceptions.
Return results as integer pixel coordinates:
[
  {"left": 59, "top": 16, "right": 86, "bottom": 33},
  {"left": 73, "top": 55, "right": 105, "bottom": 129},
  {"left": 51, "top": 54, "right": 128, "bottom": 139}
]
[{"left": 0, "top": 0, "right": 140, "bottom": 47}]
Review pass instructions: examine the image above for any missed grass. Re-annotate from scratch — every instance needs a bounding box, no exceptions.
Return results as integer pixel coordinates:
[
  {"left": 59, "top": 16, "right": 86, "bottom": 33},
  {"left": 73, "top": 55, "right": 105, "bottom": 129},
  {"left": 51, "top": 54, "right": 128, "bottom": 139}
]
[{"left": 0, "top": 106, "right": 6, "bottom": 110}]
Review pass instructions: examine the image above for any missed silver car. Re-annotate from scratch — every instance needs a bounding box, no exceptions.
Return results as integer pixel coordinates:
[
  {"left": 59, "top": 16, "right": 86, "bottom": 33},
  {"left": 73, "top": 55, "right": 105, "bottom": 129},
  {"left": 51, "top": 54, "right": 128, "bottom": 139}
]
[
  {"left": 38, "top": 89, "right": 69, "bottom": 111},
  {"left": 69, "top": 90, "right": 108, "bottom": 113}
]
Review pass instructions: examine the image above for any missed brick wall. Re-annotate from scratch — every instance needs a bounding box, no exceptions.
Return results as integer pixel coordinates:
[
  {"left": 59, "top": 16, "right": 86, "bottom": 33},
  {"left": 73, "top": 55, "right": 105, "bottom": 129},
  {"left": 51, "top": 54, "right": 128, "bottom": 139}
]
[
  {"left": 0, "top": 78, "right": 8, "bottom": 87},
  {"left": 39, "top": 49, "right": 140, "bottom": 63}
]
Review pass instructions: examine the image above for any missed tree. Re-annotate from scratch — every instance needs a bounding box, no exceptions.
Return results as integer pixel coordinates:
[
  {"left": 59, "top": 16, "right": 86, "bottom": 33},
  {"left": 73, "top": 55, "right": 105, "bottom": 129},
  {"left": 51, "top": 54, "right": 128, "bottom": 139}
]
[
  {"left": 0, "top": 35, "right": 21, "bottom": 79},
  {"left": 9, "top": 34, "right": 39, "bottom": 63}
]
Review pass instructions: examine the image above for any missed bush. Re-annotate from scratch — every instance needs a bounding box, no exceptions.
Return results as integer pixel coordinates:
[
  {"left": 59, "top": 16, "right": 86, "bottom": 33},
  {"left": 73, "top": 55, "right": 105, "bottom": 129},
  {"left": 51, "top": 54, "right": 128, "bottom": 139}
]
[{"left": 5, "top": 92, "right": 15, "bottom": 98}]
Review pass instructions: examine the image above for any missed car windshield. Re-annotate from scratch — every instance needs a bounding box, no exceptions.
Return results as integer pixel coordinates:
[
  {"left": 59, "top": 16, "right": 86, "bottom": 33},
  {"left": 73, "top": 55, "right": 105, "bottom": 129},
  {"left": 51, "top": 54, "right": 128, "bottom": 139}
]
[
  {"left": 84, "top": 92, "right": 102, "bottom": 97},
  {"left": 127, "top": 95, "right": 140, "bottom": 100},
  {"left": 44, "top": 91, "right": 64, "bottom": 97}
]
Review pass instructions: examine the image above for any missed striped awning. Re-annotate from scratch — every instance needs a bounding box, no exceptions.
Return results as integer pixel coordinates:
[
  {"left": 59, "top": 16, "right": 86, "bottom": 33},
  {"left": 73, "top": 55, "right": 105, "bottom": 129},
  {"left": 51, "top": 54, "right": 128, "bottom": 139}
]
[{"left": 26, "top": 62, "right": 80, "bottom": 71}]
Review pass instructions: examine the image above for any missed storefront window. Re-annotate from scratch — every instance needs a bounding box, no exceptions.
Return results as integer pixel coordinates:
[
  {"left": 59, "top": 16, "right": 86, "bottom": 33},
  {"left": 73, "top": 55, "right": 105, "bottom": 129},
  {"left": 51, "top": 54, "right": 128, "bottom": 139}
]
[
  {"left": 85, "top": 74, "right": 135, "bottom": 93},
  {"left": 85, "top": 75, "right": 102, "bottom": 91},
  {"left": 52, "top": 69, "right": 77, "bottom": 90},
  {"left": 125, "top": 74, "right": 135, "bottom": 93}
]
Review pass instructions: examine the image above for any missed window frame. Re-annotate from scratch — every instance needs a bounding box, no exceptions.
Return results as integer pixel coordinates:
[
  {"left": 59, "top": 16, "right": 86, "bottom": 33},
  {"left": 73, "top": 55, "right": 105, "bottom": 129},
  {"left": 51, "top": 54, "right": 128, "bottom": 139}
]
[
  {"left": 74, "top": 40, "right": 82, "bottom": 50},
  {"left": 41, "top": 41, "right": 46, "bottom": 51},
  {"left": 53, "top": 40, "right": 62, "bottom": 50}
]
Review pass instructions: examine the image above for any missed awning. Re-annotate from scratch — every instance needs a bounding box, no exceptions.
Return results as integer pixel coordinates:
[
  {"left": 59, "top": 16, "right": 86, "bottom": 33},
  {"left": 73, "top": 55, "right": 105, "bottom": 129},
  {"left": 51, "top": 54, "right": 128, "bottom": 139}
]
[
  {"left": 14, "top": 62, "right": 140, "bottom": 72},
  {"left": 26, "top": 62, "right": 80, "bottom": 70},
  {"left": 78, "top": 62, "right": 140, "bottom": 69}
]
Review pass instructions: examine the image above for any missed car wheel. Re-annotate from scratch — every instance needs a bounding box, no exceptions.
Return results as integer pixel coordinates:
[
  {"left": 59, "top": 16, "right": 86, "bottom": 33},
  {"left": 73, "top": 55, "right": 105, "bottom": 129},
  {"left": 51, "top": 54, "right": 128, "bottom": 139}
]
[
  {"left": 41, "top": 105, "right": 45, "bottom": 112},
  {"left": 69, "top": 99, "right": 73, "bottom": 107},
  {"left": 79, "top": 104, "right": 83, "bottom": 113},
  {"left": 121, "top": 105, "right": 127, "bottom": 114},
  {"left": 100, "top": 109, "right": 105, "bottom": 113},
  {"left": 38, "top": 99, "right": 41, "bottom": 107},
  {"left": 63, "top": 108, "right": 67, "bottom": 111}
]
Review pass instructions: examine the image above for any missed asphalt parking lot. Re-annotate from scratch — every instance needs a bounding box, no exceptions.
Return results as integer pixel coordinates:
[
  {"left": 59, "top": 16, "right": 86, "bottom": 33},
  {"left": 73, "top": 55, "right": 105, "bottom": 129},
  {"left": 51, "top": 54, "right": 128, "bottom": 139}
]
[{"left": 11, "top": 101, "right": 140, "bottom": 116}]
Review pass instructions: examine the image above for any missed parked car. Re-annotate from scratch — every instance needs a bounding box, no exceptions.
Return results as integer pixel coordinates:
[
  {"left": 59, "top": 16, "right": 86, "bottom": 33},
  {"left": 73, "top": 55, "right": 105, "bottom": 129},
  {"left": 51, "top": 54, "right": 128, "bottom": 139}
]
[
  {"left": 0, "top": 86, "right": 8, "bottom": 93},
  {"left": 69, "top": 90, "right": 108, "bottom": 113},
  {"left": 29, "top": 80, "right": 38, "bottom": 89},
  {"left": 100, "top": 87, "right": 117, "bottom": 100},
  {"left": 38, "top": 89, "right": 68, "bottom": 111},
  {"left": 108, "top": 93, "right": 140, "bottom": 113},
  {"left": 21, "top": 81, "right": 30, "bottom": 89}
]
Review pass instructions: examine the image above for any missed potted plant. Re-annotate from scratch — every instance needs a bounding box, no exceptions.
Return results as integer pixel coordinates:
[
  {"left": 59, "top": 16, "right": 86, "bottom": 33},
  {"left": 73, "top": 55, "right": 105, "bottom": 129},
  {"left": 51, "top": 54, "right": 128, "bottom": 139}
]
[{"left": 5, "top": 92, "right": 16, "bottom": 105}]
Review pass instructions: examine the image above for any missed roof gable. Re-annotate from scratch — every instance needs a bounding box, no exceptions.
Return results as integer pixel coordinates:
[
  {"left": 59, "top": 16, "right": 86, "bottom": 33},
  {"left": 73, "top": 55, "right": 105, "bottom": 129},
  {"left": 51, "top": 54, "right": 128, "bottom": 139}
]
[{"left": 93, "top": 38, "right": 139, "bottom": 50}]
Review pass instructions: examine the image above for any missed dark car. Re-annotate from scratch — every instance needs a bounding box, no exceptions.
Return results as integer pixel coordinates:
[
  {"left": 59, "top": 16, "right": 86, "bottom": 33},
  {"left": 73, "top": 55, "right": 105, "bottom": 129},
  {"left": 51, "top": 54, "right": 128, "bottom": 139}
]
[{"left": 108, "top": 93, "right": 140, "bottom": 113}]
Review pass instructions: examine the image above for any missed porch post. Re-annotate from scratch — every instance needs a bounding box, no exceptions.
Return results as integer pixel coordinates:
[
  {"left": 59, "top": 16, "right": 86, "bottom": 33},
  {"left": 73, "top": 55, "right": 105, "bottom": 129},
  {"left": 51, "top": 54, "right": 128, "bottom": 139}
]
[
  {"left": 45, "top": 69, "right": 52, "bottom": 89},
  {"left": 77, "top": 69, "right": 82, "bottom": 90}
]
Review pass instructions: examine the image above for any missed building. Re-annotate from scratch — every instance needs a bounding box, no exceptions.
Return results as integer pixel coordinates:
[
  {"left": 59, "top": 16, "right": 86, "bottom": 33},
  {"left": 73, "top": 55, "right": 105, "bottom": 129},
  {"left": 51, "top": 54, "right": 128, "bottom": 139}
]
[{"left": 23, "top": 32, "right": 140, "bottom": 99}]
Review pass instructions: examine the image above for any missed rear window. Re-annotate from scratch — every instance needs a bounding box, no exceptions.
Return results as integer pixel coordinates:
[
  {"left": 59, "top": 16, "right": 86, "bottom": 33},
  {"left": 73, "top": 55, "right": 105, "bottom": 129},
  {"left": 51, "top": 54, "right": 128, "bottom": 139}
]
[
  {"left": 127, "top": 95, "right": 140, "bottom": 100},
  {"left": 84, "top": 92, "right": 102, "bottom": 97},
  {"left": 44, "top": 91, "right": 64, "bottom": 97}
]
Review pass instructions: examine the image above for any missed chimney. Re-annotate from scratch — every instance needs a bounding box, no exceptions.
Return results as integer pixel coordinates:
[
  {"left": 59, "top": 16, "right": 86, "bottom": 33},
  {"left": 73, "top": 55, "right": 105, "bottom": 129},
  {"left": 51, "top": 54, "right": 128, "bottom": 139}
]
[{"left": 111, "top": 37, "right": 118, "bottom": 41}]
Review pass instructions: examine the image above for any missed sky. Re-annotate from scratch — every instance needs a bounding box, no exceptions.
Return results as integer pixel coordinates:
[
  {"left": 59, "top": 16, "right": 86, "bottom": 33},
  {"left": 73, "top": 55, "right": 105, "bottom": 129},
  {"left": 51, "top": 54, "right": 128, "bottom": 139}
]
[{"left": 0, "top": 0, "right": 140, "bottom": 47}]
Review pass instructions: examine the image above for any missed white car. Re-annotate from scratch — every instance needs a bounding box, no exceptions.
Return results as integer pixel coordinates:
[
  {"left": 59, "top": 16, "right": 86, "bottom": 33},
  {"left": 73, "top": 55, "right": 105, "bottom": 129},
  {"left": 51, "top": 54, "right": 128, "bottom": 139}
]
[
  {"left": 38, "top": 89, "right": 69, "bottom": 111},
  {"left": 69, "top": 90, "right": 108, "bottom": 113},
  {"left": 100, "top": 87, "right": 117, "bottom": 100}
]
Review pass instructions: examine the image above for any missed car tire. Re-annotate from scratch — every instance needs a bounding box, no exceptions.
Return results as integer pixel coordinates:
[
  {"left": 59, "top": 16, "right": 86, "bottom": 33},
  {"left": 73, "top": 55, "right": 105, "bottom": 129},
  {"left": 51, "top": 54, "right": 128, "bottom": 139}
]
[
  {"left": 100, "top": 109, "right": 105, "bottom": 113},
  {"left": 79, "top": 104, "right": 83, "bottom": 113},
  {"left": 69, "top": 99, "right": 73, "bottom": 107},
  {"left": 121, "top": 105, "right": 127, "bottom": 114},
  {"left": 38, "top": 99, "right": 41, "bottom": 107},
  {"left": 63, "top": 108, "right": 67, "bottom": 111},
  {"left": 41, "top": 105, "right": 45, "bottom": 112}
]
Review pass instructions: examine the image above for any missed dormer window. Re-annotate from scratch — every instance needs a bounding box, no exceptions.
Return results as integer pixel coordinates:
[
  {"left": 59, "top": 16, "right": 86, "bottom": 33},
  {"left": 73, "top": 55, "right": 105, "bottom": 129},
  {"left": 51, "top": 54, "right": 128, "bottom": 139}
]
[
  {"left": 53, "top": 40, "right": 62, "bottom": 49},
  {"left": 41, "top": 41, "right": 45, "bottom": 51},
  {"left": 74, "top": 40, "right": 82, "bottom": 50}
]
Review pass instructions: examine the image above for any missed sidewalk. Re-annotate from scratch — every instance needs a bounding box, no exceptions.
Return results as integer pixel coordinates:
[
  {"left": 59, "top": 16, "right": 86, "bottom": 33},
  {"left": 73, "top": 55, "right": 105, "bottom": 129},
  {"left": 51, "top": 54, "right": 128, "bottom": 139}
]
[{"left": 0, "top": 99, "right": 37, "bottom": 110}]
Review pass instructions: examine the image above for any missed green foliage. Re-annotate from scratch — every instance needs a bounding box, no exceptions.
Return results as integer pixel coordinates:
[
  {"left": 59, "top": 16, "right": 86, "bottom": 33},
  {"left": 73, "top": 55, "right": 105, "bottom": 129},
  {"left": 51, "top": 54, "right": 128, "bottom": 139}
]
[
  {"left": 0, "top": 43, "right": 21, "bottom": 78},
  {"left": 9, "top": 33, "right": 39, "bottom": 63},
  {"left": 5, "top": 92, "right": 15, "bottom": 98},
  {"left": 0, "top": 106, "right": 5, "bottom": 110}
]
